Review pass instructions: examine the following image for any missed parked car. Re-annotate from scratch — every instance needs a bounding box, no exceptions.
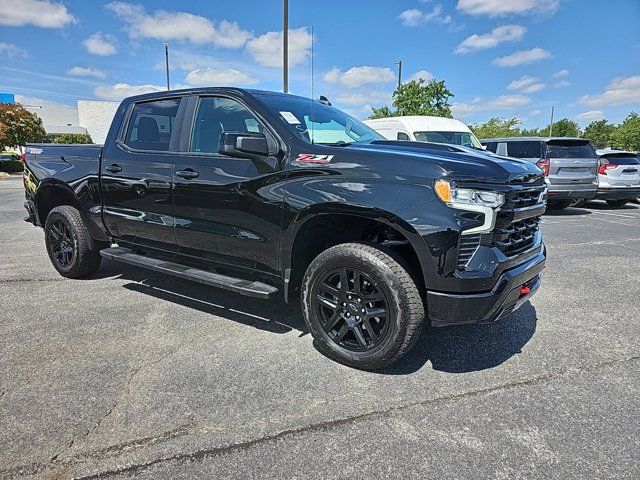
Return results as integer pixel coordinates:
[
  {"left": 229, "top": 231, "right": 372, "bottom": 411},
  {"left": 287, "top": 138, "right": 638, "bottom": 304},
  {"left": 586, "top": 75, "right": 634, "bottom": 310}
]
[
  {"left": 23, "top": 88, "right": 546, "bottom": 370},
  {"left": 364, "top": 116, "right": 484, "bottom": 148},
  {"left": 481, "top": 137, "right": 598, "bottom": 210},
  {"left": 594, "top": 149, "right": 640, "bottom": 207}
]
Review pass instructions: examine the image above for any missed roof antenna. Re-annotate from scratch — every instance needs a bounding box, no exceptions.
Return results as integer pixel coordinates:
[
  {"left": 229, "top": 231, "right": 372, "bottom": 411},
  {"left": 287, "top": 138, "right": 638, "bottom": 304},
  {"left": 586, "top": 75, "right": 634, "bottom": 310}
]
[{"left": 311, "top": 25, "right": 315, "bottom": 144}]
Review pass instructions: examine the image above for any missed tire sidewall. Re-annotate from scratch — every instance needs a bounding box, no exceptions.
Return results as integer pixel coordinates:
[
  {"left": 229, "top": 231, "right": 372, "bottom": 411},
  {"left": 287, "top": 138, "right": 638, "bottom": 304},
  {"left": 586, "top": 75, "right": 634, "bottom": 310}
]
[
  {"left": 45, "top": 209, "right": 81, "bottom": 275},
  {"left": 302, "top": 246, "right": 415, "bottom": 368}
]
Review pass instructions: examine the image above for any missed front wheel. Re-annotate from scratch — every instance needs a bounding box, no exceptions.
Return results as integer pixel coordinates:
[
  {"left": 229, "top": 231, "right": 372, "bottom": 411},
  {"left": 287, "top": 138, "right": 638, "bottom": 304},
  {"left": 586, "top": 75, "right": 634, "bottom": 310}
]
[
  {"left": 45, "top": 205, "right": 102, "bottom": 278},
  {"left": 302, "top": 243, "right": 425, "bottom": 370},
  {"left": 606, "top": 199, "right": 629, "bottom": 207}
]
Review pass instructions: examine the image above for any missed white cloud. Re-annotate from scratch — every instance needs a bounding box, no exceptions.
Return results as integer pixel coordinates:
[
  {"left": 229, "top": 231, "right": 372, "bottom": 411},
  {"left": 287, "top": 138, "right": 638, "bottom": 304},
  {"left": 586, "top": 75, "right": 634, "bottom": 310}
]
[
  {"left": 398, "top": 4, "right": 451, "bottom": 26},
  {"left": 0, "top": 0, "right": 76, "bottom": 28},
  {"left": 521, "top": 83, "right": 545, "bottom": 93},
  {"left": 185, "top": 68, "right": 258, "bottom": 86},
  {"left": 323, "top": 66, "right": 395, "bottom": 88},
  {"left": 333, "top": 91, "right": 392, "bottom": 107},
  {"left": 246, "top": 27, "right": 312, "bottom": 68},
  {"left": 579, "top": 76, "right": 640, "bottom": 107},
  {"left": 492, "top": 48, "right": 551, "bottom": 67},
  {"left": 452, "top": 94, "right": 531, "bottom": 118},
  {"left": 508, "top": 75, "right": 537, "bottom": 90},
  {"left": 83, "top": 33, "right": 117, "bottom": 56},
  {"left": 407, "top": 70, "right": 434, "bottom": 82},
  {"left": 66, "top": 66, "right": 106, "bottom": 79},
  {"left": 456, "top": 0, "right": 559, "bottom": 17},
  {"left": 0, "top": 42, "right": 27, "bottom": 58},
  {"left": 553, "top": 79, "right": 570, "bottom": 88},
  {"left": 455, "top": 24, "right": 526, "bottom": 54},
  {"left": 530, "top": 110, "right": 541, "bottom": 116},
  {"left": 94, "top": 83, "right": 165, "bottom": 101},
  {"left": 508, "top": 77, "right": 545, "bottom": 93},
  {"left": 106, "top": 2, "right": 251, "bottom": 48},
  {"left": 15, "top": 95, "right": 77, "bottom": 125},
  {"left": 574, "top": 110, "right": 605, "bottom": 123},
  {"left": 553, "top": 69, "right": 569, "bottom": 78}
]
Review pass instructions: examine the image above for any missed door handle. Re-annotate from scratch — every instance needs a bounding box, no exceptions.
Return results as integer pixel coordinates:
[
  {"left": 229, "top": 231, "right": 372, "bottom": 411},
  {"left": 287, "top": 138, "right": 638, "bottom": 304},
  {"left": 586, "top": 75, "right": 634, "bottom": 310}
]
[
  {"left": 105, "top": 164, "right": 122, "bottom": 173},
  {"left": 176, "top": 169, "right": 199, "bottom": 179}
]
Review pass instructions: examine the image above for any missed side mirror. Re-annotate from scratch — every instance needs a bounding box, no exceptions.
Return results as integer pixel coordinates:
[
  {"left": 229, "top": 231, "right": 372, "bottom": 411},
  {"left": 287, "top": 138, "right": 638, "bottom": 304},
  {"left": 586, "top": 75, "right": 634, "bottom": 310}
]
[{"left": 219, "top": 132, "right": 269, "bottom": 158}]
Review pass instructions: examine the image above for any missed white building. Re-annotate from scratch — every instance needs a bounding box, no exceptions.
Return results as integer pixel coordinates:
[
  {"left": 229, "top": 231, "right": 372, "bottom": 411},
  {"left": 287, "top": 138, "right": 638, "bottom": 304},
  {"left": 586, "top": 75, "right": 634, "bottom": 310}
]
[{"left": 77, "top": 100, "right": 119, "bottom": 144}]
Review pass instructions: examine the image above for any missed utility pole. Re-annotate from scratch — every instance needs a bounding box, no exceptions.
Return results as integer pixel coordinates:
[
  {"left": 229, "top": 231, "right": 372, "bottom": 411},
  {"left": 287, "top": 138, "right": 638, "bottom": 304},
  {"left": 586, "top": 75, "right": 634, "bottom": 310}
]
[
  {"left": 395, "top": 60, "right": 402, "bottom": 89},
  {"left": 549, "top": 105, "right": 555, "bottom": 137},
  {"left": 283, "top": 0, "right": 288, "bottom": 93},
  {"left": 163, "top": 42, "right": 170, "bottom": 91}
]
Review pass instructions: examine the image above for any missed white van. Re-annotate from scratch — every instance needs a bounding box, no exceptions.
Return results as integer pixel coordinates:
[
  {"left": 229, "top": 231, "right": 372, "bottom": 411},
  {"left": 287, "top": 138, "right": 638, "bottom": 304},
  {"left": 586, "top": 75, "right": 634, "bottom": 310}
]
[{"left": 363, "top": 116, "right": 483, "bottom": 149}]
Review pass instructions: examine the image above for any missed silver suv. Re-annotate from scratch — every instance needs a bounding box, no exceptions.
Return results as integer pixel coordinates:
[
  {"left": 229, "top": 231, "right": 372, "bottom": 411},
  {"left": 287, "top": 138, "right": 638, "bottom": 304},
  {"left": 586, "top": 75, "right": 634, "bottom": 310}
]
[{"left": 481, "top": 137, "right": 598, "bottom": 209}]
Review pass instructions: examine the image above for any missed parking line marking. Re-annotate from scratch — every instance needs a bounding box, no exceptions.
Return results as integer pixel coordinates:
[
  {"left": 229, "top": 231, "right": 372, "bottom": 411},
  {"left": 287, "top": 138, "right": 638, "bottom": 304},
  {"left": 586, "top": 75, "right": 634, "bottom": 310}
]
[{"left": 589, "top": 210, "right": 639, "bottom": 219}]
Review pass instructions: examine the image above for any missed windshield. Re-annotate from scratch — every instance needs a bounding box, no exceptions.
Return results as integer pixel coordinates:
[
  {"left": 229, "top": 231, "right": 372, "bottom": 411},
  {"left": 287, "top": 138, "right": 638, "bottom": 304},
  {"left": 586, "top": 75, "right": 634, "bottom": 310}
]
[
  {"left": 413, "top": 130, "right": 483, "bottom": 148},
  {"left": 255, "top": 93, "right": 384, "bottom": 145},
  {"left": 547, "top": 141, "right": 597, "bottom": 159}
]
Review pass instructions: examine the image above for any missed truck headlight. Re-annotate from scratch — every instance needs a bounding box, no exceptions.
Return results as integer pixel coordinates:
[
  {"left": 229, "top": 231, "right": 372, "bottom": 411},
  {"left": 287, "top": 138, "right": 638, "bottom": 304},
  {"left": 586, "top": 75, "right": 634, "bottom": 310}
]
[{"left": 434, "top": 179, "right": 504, "bottom": 235}]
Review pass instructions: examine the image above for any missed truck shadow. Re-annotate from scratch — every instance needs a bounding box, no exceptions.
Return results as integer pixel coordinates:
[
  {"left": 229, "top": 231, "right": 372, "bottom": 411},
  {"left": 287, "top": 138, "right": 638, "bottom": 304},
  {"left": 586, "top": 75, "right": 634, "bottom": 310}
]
[{"left": 106, "top": 261, "right": 537, "bottom": 376}]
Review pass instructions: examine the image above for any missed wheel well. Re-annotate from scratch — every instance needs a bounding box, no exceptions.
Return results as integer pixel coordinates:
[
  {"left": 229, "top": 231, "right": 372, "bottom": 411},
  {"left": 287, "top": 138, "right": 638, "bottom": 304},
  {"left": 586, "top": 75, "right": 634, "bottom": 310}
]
[
  {"left": 36, "top": 186, "right": 79, "bottom": 225},
  {"left": 289, "top": 214, "right": 424, "bottom": 296}
]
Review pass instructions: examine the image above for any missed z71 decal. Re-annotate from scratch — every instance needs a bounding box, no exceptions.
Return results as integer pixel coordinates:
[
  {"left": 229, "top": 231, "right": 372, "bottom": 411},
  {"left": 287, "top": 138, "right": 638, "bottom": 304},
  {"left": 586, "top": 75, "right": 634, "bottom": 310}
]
[{"left": 295, "top": 154, "right": 334, "bottom": 164}]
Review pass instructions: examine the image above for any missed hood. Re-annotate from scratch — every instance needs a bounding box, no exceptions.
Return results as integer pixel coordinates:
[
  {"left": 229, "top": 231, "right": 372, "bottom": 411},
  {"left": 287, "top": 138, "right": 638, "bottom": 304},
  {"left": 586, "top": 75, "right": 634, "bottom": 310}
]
[{"left": 342, "top": 141, "right": 545, "bottom": 185}]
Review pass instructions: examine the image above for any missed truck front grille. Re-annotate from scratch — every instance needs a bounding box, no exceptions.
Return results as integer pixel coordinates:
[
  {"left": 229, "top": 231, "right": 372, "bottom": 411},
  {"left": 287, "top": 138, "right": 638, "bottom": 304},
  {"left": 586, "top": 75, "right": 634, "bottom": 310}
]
[
  {"left": 503, "top": 186, "right": 546, "bottom": 209},
  {"left": 492, "top": 217, "right": 540, "bottom": 256}
]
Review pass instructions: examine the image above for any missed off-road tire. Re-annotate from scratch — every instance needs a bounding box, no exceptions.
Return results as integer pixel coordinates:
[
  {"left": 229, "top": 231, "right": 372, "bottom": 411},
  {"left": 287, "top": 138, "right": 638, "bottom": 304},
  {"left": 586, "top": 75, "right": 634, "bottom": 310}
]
[
  {"left": 45, "top": 205, "right": 102, "bottom": 278},
  {"left": 302, "top": 242, "right": 425, "bottom": 370},
  {"left": 606, "top": 199, "right": 628, "bottom": 207}
]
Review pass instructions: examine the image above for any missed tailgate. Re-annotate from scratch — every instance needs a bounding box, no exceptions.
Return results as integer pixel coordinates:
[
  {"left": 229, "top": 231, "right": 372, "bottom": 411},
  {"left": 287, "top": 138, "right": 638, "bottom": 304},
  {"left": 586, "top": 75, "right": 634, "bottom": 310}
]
[{"left": 546, "top": 140, "right": 597, "bottom": 185}]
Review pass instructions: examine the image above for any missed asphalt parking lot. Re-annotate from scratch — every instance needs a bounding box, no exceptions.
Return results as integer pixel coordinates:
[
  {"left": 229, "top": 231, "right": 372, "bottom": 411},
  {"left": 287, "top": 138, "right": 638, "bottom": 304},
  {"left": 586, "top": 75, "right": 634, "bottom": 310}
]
[{"left": 0, "top": 174, "right": 638, "bottom": 479}]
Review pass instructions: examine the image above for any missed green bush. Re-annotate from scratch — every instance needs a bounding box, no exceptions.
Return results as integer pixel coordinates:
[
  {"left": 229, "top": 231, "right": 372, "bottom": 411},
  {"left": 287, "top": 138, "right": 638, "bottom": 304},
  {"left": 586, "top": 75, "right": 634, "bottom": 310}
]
[
  {"left": 0, "top": 160, "right": 23, "bottom": 173},
  {"left": 54, "top": 133, "right": 93, "bottom": 144}
]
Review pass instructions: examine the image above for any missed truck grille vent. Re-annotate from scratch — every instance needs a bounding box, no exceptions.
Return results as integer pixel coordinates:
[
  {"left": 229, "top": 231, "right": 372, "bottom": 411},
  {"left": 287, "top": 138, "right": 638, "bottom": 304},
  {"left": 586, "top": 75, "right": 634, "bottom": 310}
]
[
  {"left": 492, "top": 217, "right": 540, "bottom": 256},
  {"left": 503, "top": 186, "right": 546, "bottom": 209},
  {"left": 457, "top": 234, "right": 481, "bottom": 270}
]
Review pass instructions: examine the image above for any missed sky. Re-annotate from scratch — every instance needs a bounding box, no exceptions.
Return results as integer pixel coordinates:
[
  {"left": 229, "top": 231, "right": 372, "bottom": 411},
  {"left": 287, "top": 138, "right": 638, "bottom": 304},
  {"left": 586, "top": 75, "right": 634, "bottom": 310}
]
[{"left": 1, "top": 0, "right": 639, "bottom": 128}]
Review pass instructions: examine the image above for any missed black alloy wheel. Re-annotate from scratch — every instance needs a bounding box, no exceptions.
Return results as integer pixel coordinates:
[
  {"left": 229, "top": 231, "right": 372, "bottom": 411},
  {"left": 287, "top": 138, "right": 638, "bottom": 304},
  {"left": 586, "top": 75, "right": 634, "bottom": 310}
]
[
  {"left": 47, "top": 219, "right": 76, "bottom": 269},
  {"left": 315, "top": 267, "right": 392, "bottom": 352}
]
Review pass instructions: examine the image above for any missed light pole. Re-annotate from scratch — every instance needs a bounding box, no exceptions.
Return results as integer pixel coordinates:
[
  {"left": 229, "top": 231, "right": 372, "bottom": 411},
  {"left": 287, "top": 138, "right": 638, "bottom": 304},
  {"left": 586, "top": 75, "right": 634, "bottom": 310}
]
[
  {"left": 283, "top": 0, "right": 288, "bottom": 93},
  {"left": 549, "top": 105, "right": 555, "bottom": 137},
  {"left": 162, "top": 42, "right": 170, "bottom": 91},
  {"left": 395, "top": 60, "right": 402, "bottom": 89}
]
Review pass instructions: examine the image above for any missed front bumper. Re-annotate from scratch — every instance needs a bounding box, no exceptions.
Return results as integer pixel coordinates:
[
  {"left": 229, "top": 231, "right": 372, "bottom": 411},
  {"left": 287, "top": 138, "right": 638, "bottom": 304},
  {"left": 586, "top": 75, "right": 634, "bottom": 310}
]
[
  {"left": 427, "top": 246, "right": 546, "bottom": 327},
  {"left": 596, "top": 187, "right": 640, "bottom": 200}
]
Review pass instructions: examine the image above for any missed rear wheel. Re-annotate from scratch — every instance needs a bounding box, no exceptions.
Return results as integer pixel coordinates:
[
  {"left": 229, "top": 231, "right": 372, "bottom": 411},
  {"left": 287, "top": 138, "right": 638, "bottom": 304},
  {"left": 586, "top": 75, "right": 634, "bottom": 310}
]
[
  {"left": 606, "top": 199, "right": 629, "bottom": 207},
  {"left": 302, "top": 242, "right": 425, "bottom": 370},
  {"left": 45, "top": 205, "right": 102, "bottom": 278}
]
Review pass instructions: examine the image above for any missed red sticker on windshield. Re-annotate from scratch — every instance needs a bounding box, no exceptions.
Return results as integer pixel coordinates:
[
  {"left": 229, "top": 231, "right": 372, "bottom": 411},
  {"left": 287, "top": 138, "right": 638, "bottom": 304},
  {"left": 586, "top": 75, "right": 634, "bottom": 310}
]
[{"left": 295, "top": 154, "right": 334, "bottom": 164}]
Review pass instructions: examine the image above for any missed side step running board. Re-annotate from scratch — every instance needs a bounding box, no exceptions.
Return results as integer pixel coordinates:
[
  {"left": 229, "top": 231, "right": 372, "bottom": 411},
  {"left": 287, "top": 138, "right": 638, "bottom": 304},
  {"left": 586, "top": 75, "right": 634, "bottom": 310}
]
[{"left": 100, "top": 247, "right": 278, "bottom": 299}]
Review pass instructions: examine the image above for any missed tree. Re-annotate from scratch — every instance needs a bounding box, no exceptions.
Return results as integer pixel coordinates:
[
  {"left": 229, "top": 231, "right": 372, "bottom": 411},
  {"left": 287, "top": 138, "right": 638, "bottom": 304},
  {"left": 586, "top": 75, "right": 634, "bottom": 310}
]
[
  {"left": 369, "top": 79, "right": 454, "bottom": 119},
  {"left": 610, "top": 112, "right": 640, "bottom": 151},
  {"left": 54, "top": 133, "right": 93, "bottom": 144},
  {"left": 0, "top": 102, "right": 46, "bottom": 150},
  {"left": 582, "top": 120, "right": 616, "bottom": 148},
  {"left": 539, "top": 118, "right": 580, "bottom": 137},
  {"left": 369, "top": 105, "right": 395, "bottom": 120},
  {"left": 468, "top": 117, "right": 522, "bottom": 139}
]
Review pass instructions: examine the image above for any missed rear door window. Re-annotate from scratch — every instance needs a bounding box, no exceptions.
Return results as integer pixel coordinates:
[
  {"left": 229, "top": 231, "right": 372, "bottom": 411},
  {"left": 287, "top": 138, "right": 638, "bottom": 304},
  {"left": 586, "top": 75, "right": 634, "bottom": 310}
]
[
  {"left": 547, "top": 141, "right": 596, "bottom": 158},
  {"left": 506, "top": 141, "right": 543, "bottom": 158},
  {"left": 124, "top": 98, "right": 182, "bottom": 151}
]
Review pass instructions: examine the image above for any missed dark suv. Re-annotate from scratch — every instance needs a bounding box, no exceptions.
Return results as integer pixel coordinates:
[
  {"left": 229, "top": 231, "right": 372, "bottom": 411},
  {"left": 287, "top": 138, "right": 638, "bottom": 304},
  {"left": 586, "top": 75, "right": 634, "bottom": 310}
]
[{"left": 481, "top": 137, "right": 598, "bottom": 209}]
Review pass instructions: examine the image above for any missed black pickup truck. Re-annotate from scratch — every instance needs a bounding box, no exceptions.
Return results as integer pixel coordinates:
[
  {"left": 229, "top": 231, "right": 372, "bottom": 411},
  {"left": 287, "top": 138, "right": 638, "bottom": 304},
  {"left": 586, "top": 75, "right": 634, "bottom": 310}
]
[{"left": 23, "top": 88, "right": 547, "bottom": 369}]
